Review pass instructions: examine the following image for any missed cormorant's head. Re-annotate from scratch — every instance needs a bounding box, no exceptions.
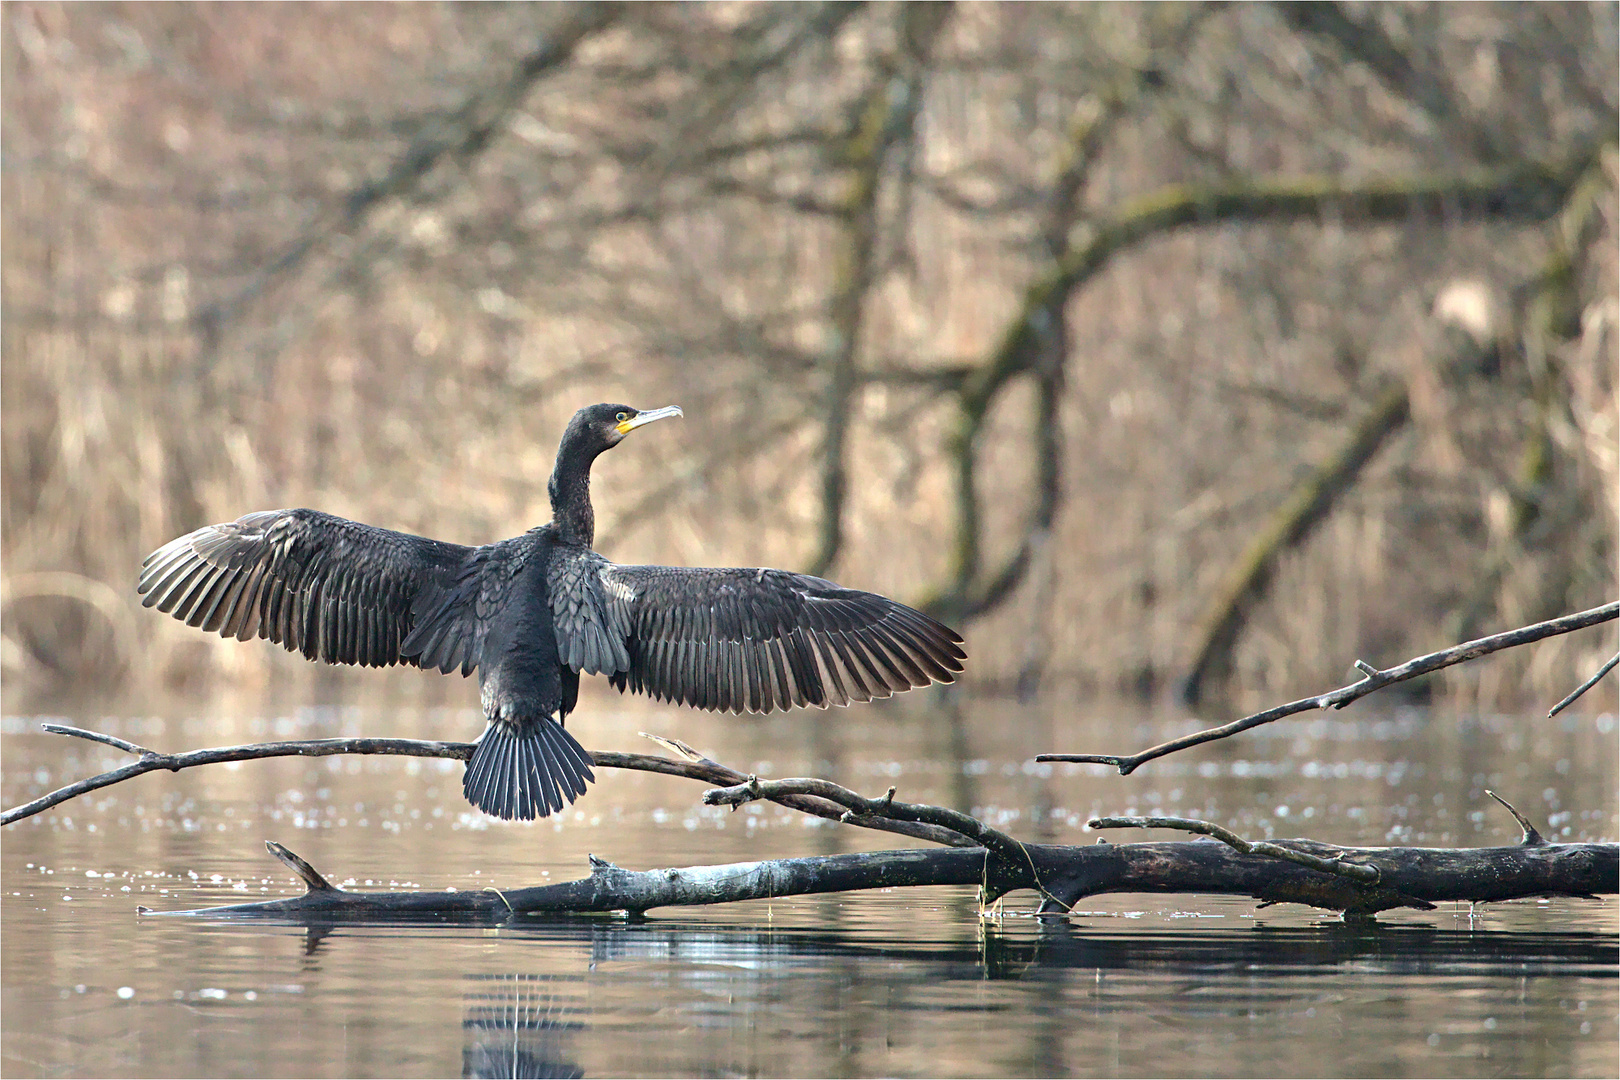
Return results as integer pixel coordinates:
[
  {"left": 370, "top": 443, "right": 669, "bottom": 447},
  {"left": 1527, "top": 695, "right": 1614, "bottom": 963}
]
[{"left": 565, "top": 402, "right": 683, "bottom": 454}]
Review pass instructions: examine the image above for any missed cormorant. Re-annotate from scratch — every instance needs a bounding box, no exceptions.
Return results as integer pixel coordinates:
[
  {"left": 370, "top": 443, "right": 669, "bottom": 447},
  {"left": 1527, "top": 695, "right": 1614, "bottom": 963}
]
[{"left": 137, "top": 404, "right": 966, "bottom": 821}]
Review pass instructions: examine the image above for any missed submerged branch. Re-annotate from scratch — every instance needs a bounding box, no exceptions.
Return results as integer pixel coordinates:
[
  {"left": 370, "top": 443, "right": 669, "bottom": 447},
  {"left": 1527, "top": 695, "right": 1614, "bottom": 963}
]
[
  {"left": 1088, "top": 815, "right": 1383, "bottom": 885},
  {"left": 1038, "top": 602, "right": 1619, "bottom": 774}
]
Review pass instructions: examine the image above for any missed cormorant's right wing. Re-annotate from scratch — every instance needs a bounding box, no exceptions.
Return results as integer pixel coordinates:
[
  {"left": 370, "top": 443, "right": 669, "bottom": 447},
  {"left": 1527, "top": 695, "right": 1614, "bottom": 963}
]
[
  {"left": 593, "top": 563, "right": 966, "bottom": 715},
  {"left": 138, "top": 508, "right": 484, "bottom": 673}
]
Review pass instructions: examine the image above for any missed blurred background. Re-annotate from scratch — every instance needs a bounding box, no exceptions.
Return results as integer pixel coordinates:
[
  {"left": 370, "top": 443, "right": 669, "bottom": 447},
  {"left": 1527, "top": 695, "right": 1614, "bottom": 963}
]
[{"left": 3, "top": 1, "right": 1616, "bottom": 716}]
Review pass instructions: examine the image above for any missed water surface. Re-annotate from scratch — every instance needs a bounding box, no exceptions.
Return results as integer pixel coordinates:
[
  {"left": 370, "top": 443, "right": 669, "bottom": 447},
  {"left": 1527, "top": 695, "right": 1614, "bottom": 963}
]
[{"left": 3, "top": 692, "right": 1615, "bottom": 1077}]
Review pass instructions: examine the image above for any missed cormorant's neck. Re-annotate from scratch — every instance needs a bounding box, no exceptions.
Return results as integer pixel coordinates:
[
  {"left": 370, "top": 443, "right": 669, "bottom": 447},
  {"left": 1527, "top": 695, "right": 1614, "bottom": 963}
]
[{"left": 549, "top": 437, "right": 603, "bottom": 547}]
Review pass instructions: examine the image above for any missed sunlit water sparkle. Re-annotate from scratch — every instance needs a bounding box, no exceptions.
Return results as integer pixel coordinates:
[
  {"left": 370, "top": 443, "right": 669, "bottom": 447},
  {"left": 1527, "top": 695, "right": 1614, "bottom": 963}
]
[{"left": 3, "top": 694, "right": 1615, "bottom": 1078}]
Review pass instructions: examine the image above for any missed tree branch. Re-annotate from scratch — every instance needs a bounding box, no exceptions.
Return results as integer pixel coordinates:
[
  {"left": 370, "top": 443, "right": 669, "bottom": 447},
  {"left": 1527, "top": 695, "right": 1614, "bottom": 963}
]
[
  {"left": 925, "top": 138, "right": 1602, "bottom": 623},
  {"left": 1180, "top": 379, "right": 1411, "bottom": 706},
  {"left": 808, "top": 2, "right": 952, "bottom": 578},
  {"left": 194, "top": 3, "right": 621, "bottom": 334},
  {"left": 1038, "top": 602, "right": 1620, "bottom": 773},
  {"left": 702, "top": 774, "right": 1033, "bottom": 873},
  {"left": 1549, "top": 651, "right": 1620, "bottom": 718},
  {"left": 0, "top": 725, "right": 970, "bottom": 847},
  {"left": 9, "top": 723, "right": 1613, "bottom": 921}
]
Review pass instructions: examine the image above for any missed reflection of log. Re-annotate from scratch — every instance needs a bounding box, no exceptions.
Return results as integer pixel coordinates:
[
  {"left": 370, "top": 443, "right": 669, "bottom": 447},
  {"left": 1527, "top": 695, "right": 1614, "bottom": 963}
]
[
  {"left": 1180, "top": 380, "right": 1411, "bottom": 706},
  {"left": 148, "top": 828, "right": 1616, "bottom": 922}
]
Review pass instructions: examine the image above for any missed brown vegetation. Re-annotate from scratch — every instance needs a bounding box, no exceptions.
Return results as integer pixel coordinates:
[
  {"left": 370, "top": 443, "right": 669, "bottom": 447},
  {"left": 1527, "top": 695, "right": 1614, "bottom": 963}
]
[{"left": 3, "top": 3, "right": 1616, "bottom": 711}]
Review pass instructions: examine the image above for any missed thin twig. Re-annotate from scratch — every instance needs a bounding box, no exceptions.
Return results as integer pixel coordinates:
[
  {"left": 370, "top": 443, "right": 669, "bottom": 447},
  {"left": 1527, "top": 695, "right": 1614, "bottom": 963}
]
[
  {"left": 1039, "top": 602, "right": 1619, "bottom": 774},
  {"left": 701, "top": 775, "right": 1057, "bottom": 905},
  {"left": 265, "top": 840, "right": 337, "bottom": 892},
  {"left": 704, "top": 775, "right": 1012, "bottom": 861},
  {"left": 1088, "top": 815, "right": 1382, "bottom": 884},
  {"left": 2, "top": 731, "right": 471, "bottom": 825},
  {"left": 42, "top": 723, "right": 157, "bottom": 757},
  {"left": 1485, "top": 790, "right": 1547, "bottom": 846},
  {"left": 1548, "top": 651, "right": 1619, "bottom": 718}
]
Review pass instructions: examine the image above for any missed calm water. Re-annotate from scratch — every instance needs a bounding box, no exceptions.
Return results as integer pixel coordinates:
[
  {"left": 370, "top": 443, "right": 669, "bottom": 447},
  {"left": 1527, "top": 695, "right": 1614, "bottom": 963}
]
[{"left": 3, "top": 689, "right": 1616, "bottom": 1078}]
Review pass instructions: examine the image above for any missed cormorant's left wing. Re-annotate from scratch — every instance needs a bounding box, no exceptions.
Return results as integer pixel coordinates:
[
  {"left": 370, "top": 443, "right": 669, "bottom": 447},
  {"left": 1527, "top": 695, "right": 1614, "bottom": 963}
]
[
  {"left": 592, "top": 564, "right": 965, "bottom": 715},
  {"left": 137, "top": 508, "right": 483, "bottom": 673}
]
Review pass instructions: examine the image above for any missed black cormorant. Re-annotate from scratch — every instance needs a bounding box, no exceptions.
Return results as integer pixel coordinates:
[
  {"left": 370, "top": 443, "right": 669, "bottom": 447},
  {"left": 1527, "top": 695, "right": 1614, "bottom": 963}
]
[{"left": 137, "top": 403, "right": 966, "bottom": 821}]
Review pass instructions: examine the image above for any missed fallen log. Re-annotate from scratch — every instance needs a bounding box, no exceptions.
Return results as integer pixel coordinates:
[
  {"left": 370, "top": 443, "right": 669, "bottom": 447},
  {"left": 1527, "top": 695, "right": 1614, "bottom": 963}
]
[{"left": 144, "top": 799, "right": 1616, "bottom": 923}]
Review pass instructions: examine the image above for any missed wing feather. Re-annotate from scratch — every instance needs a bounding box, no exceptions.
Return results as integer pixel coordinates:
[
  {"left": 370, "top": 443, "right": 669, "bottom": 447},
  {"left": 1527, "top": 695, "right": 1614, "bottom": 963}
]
[
  {"left": 599, "top": 564, "right": 964, "bottom": 715},
  {"left": 138, "top": 508, "right": 483, "bottom": 672}
]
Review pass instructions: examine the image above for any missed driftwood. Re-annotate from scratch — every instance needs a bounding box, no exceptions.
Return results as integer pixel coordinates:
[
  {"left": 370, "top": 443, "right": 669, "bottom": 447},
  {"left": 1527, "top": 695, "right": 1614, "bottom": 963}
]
[
  {"left": 7, "top": 606, "right": 1615, "bottom": 922},
  {"left": 136, "top": 790, "right": 1614, "bottom": 923}
]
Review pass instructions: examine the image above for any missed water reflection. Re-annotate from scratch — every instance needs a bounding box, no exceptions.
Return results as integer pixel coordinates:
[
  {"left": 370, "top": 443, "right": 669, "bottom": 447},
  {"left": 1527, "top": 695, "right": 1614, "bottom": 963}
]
[
  {"left": 258, "top": 915, "right": 1616, "bottom": 1079},
  {"left": 260, "top": 913, "right": 1620, "bottom": 982},
  {"left": 462, "top": 975, "right": 583, "bottom": 1080},
  {"left": 3, "top": 694, "right": 1615, "bottom": 1077}
]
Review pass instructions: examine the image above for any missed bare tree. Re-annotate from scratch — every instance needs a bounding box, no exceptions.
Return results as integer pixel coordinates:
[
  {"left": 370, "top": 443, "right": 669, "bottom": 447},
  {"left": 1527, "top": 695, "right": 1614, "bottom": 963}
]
[{"left": 3, "top": 2, "right": 1614, "bottom": 713}]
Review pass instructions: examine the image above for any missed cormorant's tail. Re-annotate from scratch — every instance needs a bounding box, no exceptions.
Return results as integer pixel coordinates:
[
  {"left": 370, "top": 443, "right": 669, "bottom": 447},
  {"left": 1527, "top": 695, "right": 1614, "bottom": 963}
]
[{"left": 463, "top": 718, "right": 595, "bottom": 820}]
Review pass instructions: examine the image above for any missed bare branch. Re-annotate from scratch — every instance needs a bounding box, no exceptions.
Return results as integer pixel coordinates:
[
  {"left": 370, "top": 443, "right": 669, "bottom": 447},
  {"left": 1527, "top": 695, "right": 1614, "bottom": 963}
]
[
  {"left": 1039, "top": 602, "right": 1620, "bottom": 774},
  {"left": 701, "top": 774, "right": 1029, "bottom": 869},
  {"left": 39, "top": 723, "right": 156, "bottom": 758},
  {"left": 196, "top": 3, "right": 622, "bottom": 333},
  {"left": 266, "top": 840, "right": 338, "bottom": 893},
  {"left": 1, "top": 725, "right": 970, "bottom": 847},
  {"left": 1486, "top": 790, "right": 1547, "bottom": 847},
  {"left": 1181, "top": 379, "right": 1411, "bottom": 705},
  {"left": 1548, "top": 651, "right": 1619, "bottom": 718},
  {"left": 1, "top": 730, "right": 470, "bottom": 826}
]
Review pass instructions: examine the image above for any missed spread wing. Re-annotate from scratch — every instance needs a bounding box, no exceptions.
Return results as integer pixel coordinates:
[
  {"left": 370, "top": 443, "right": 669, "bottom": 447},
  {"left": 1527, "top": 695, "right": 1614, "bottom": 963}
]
[
  {"left": 137, "top": 508, "right": 486, "bottom": 673},
  {"left": 595, "top": 564, "right": 965, "bottom": 714}
]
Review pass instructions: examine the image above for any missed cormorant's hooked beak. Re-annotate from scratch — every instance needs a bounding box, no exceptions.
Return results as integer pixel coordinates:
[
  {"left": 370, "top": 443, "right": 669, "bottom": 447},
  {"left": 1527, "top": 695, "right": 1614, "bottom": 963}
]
[{"left": 617, "top": 405, "right": 682, "bottom": 435}]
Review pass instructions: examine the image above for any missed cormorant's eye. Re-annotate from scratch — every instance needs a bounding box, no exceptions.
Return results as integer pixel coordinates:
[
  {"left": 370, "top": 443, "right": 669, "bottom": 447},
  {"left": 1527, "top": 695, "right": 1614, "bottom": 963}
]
[{"left": 616, "top": 411, "right": 629, "bottom": 423}]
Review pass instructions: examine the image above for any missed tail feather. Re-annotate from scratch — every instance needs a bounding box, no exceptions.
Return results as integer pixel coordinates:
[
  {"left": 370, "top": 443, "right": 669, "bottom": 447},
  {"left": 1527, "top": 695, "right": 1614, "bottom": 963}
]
[
  {"left": 538, "top": 718, "right": 593, "bottom": 801},
  {"left": 527, "top": 726, "right": 561, "bottom": 817},
  {"left": 464, "top": 718, "right": 596, "bottom": 820}
]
